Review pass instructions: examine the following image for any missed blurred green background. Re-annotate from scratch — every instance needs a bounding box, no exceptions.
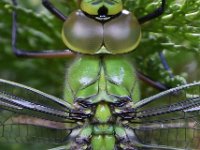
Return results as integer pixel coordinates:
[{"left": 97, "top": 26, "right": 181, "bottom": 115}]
[{"left": 0, "top": 0, "right": 199, "bottom": 149}]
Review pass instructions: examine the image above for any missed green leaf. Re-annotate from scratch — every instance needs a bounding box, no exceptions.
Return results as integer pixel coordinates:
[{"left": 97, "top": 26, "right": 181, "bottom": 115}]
[{"left": 125, "top": 0, "right": 200, "bottom": 53}]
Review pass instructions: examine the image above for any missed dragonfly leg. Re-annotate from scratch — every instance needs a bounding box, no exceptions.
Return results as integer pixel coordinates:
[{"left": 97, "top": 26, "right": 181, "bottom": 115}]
[
  {"left": 138, "top": 0, "right": 166, "bottom": 24},
  {"left": 11, "top": 0, "right": 75, "bottom": 58},
  {"left": 42, "top": 0, "right": 67, "bottom": 21},
  {"left": 138, "top": 51, "right": 175, "bottom": 91},
  {"left": 137, "top": 71, "right": 169, "bottom": 91},
  {"left": 159, "top": 51, "right": 174, "bottom": 78},
  {"left": 69, "top": 126, "right": 91, "bottom": 150},
  {"left": 115, "top": 126, "right": 140, "bottom": 149},
  {"left": 137, "top": 0, "right": 174, "bottom": 90}
]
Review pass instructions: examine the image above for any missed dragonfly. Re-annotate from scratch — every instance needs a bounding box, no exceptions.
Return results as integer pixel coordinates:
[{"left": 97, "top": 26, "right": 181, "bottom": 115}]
[{"left": 0, "top": 0, "right": 200, "bottom": 150}]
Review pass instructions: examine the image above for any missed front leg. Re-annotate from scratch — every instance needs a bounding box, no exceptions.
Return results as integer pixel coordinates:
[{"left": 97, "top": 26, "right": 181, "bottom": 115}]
[
  {"left": 138, "top": 0, "right": 166, "bottom": 24},
  {"left": 11, "top": 0, "right": 74, "bottom": 58},
  {"left": 138, "top": 0, "right": 175, "bottom": 90},
  {"left": 42, "top": 0, "right": 67, "bottom": 21}
]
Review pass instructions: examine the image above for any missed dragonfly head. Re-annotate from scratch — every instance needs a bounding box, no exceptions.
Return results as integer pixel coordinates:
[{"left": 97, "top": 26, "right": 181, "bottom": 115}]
[{"left": 79, "top": 0, "right": 123, "bottom": 21}]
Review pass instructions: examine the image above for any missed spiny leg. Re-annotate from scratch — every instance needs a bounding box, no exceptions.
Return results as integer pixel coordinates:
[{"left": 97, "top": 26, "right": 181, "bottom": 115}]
[
  {"left": 159, "top": 51, "right": 174, "bottom": 78},
  {"left": 138, "top": 0, "right": 166, "bottom": 24},
  {"left": 138, "top": 0, "right": 175, "bottom": 90},
  {"left": 42, "top": 0, "right": 67, "bottom": 21},
  {"left": 139, "top": 0, "right": 171, "bottom": 77},
  {"left": 137, "top": 54, "right": 176, "bottom": 91},
  {"left": 12, "top": 0, "right": 75, "bottom": 58},
  {"left": 137, "top": 71, "right": 169, "bottom": 91}
]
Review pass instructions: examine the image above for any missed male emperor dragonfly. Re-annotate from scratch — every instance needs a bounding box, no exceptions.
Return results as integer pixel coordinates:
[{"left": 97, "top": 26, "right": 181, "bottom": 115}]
[{"left": 0, "top": 0, "right": 200, "bottom": 150}]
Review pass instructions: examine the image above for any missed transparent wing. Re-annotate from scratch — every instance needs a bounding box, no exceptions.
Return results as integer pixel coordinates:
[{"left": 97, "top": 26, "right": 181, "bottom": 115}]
[
  {"left": 0, "top": 79, "right": 86, "bottom": 143},
  {"left": 0, "top": 111, "right": 74, "bottom": 144},
  {"left": 122, "top": 82, "right": 200, "bottom": 149}
]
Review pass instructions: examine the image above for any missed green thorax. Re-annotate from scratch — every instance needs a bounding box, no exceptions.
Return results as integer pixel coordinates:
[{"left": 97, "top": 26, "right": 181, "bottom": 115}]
[
  {"left": 62, "top": 10, "right": 141, "bottom": 54},
  {"left": 64, "top": 54, "right": 140, "bottom": 105},
  {"left": 64, "top": 53, "right": 140, "bottom": 149}
]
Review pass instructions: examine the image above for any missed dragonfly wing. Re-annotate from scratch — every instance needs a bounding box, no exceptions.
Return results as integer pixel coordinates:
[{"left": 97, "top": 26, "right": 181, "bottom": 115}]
[
  {"left": 0, "top": 79, "right": 84, "bottom": 143},
  {"left": 122, "top": 82, "right": 200, "bottom": 149},
  {"left": 0, "top": 111, "right": 75, "bottom": 144},
  {"left": 0, "top": 79, "right": 87, "bottom": 121},
  {"left": 130, "top": 118, "right": 200, "bottom": 149}
]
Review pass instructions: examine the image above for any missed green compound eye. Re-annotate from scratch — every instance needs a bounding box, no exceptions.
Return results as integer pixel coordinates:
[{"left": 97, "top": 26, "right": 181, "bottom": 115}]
[{"left": 80, "top": 0, "right": 123, "bottom": 16}]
